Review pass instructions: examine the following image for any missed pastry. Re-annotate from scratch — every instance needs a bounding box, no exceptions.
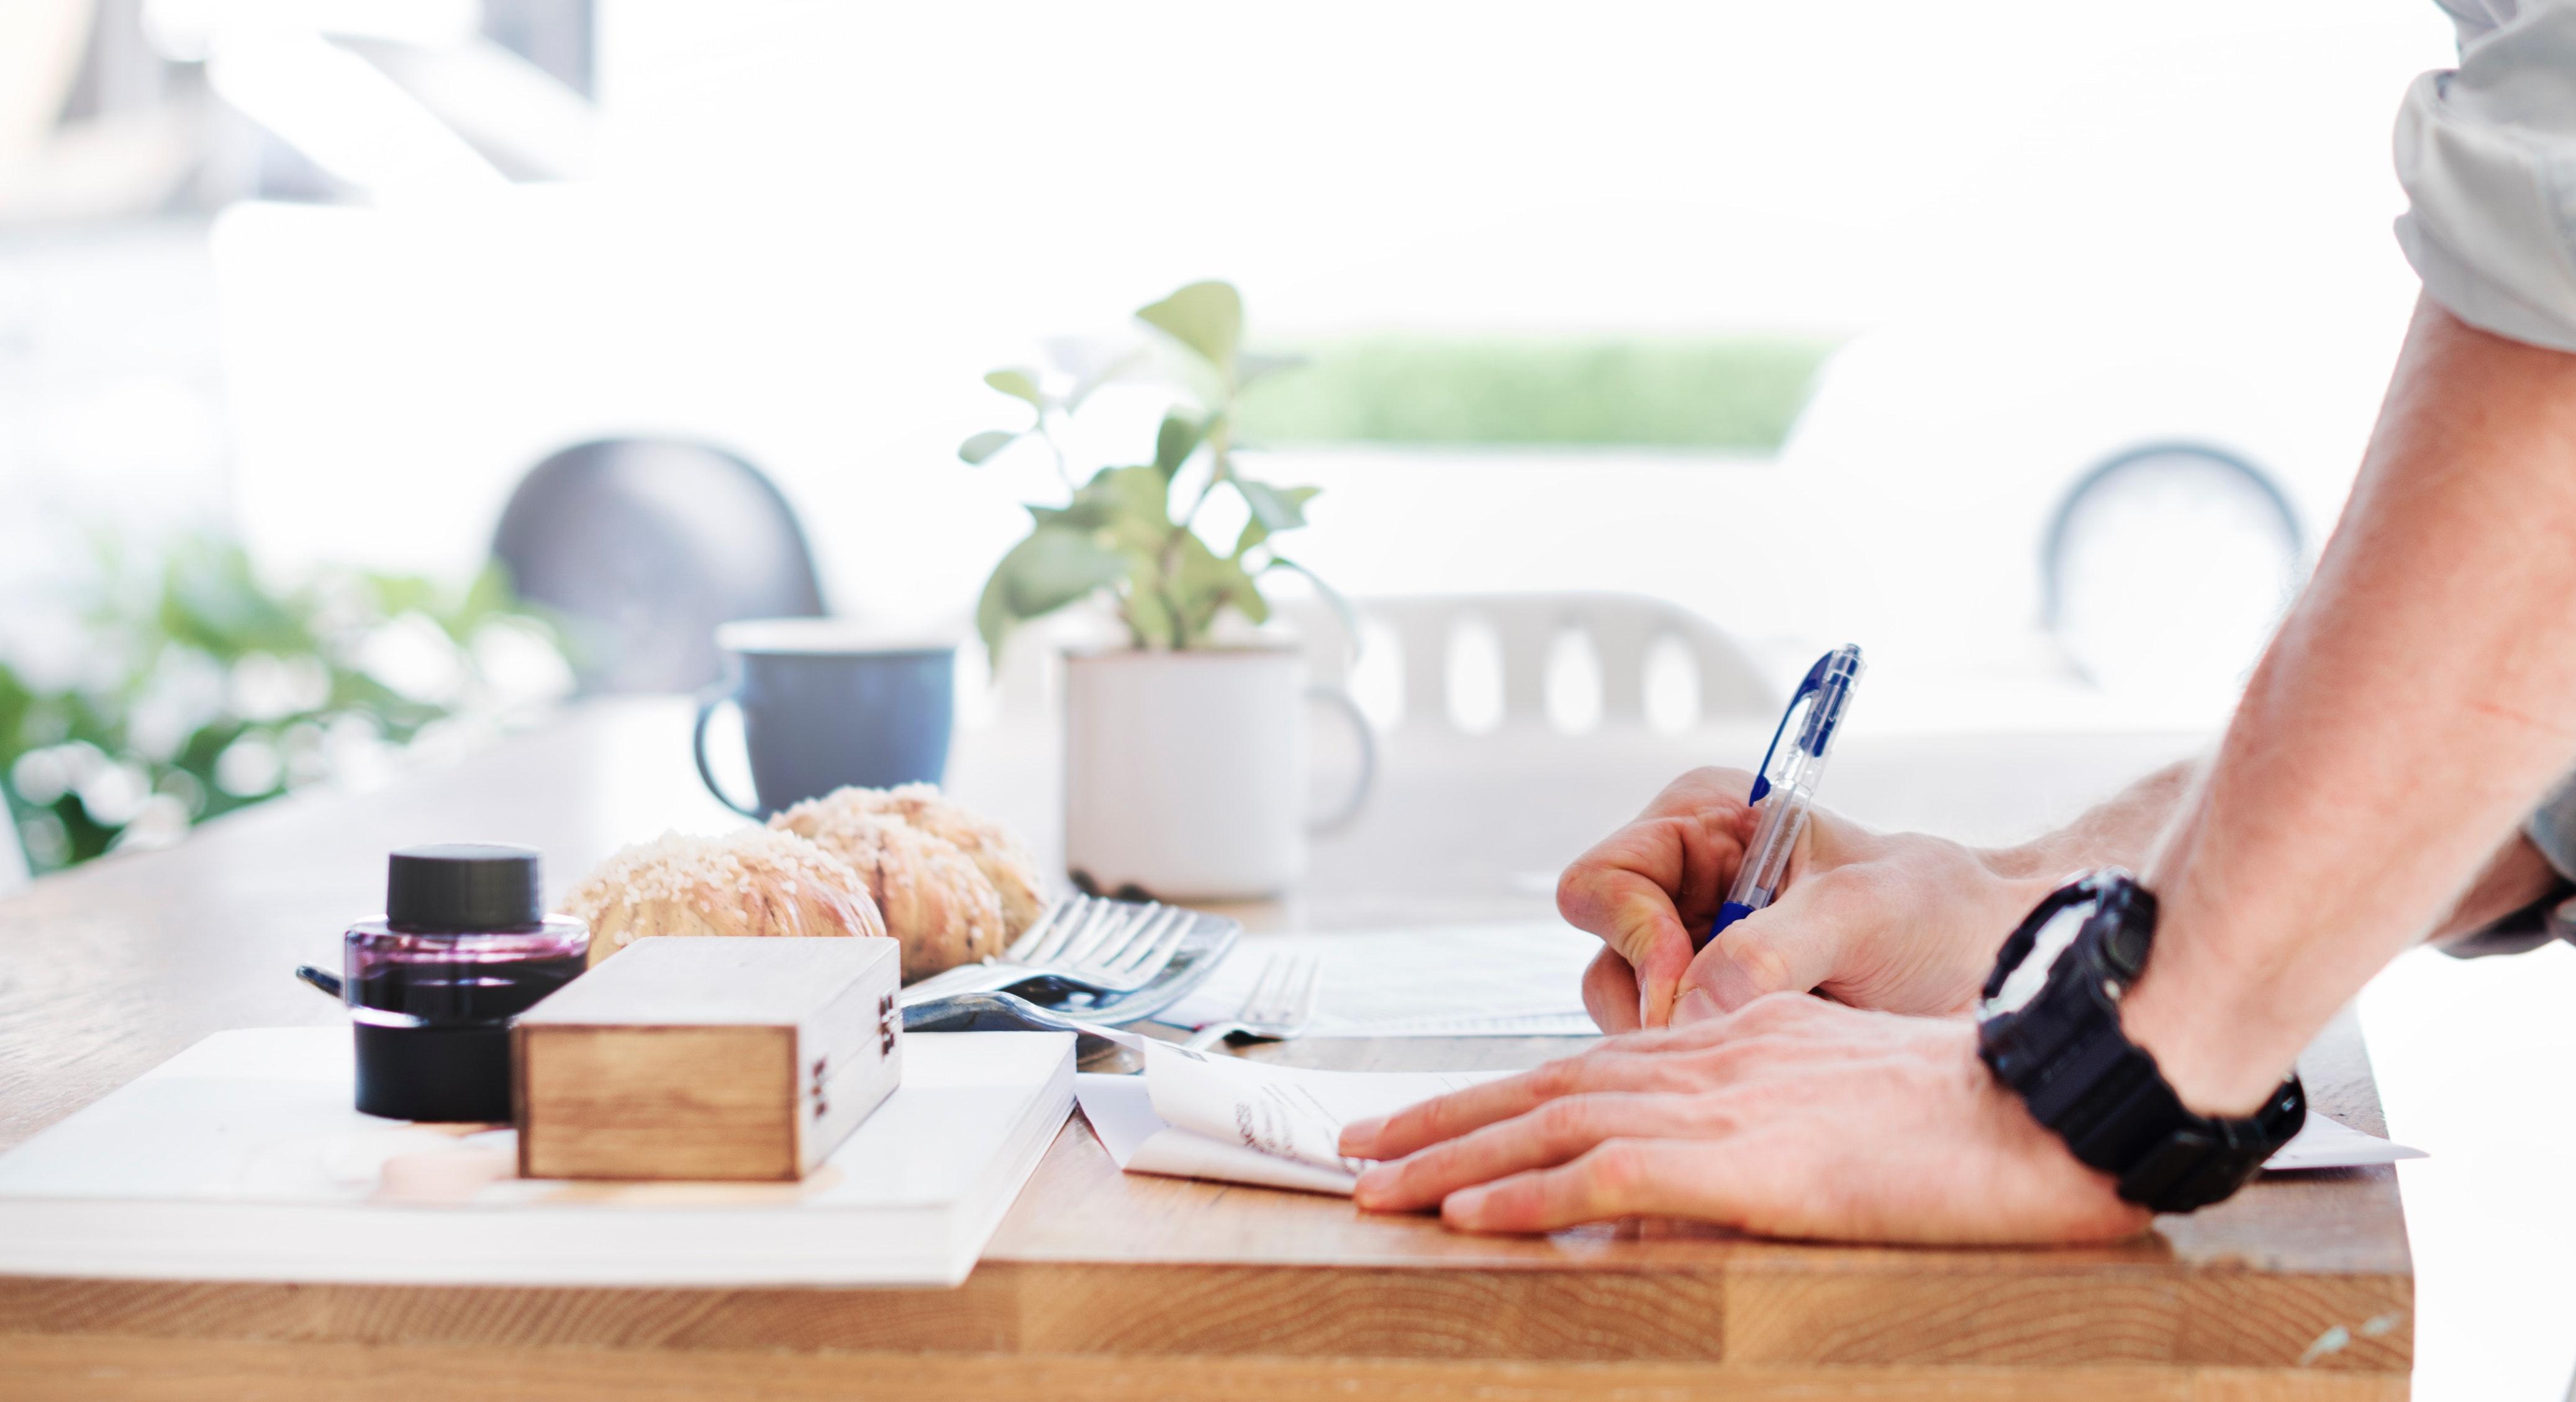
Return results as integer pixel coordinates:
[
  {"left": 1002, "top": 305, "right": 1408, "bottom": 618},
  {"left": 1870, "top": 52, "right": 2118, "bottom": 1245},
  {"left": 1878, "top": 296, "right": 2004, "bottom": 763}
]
[
  {"left": 769, "top": 798, "right": 1007, "bottom": 980},
  {"left": 558, "top": 828, "right": 887, "bottom": 968},
  {"left": 843, "top": 784, "right": 1049, "bottom": 939}
]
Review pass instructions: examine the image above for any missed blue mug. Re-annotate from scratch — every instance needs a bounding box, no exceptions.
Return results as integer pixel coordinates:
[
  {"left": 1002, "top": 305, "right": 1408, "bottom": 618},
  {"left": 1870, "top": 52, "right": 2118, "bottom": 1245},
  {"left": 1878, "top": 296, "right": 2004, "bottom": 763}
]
[{"left": 692, "top": 619, "right": 958, "bottom": 818}]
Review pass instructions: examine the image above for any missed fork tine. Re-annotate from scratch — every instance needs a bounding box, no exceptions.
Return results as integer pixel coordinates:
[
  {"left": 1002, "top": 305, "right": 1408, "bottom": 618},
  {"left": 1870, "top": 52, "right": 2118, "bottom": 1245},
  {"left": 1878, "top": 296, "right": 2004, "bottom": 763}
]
[
  {"left": 1056, "top": 898, "right": 1135, "bottom": 965},
  {"left": 1287, "top": 956, "right": 1323, "bottom": 1025},
  {"left": 1035, "top": 898, "right": 1097, "bottom": 963},
  {"left": 1001, "top": 897, "right": 1076, "bottom": 963},
  {"left": 1030, "top": 893, "right": 1107, "bottom": 964},
  {"left": 1012, "top": 895, "right": 1077, "bottom": 963},
  {"left": 1242, "top": 954, "right": 1287, "bottom": 1019},
  {"left": 1073, "top": 902, "right": 1163, "bottom": 972},
  {"left": 1106, "top": 906, "right": 1189, "bottom": 975},
  {"left": 1253, "top": 954, "right": 1306, "bottom": 1024}
]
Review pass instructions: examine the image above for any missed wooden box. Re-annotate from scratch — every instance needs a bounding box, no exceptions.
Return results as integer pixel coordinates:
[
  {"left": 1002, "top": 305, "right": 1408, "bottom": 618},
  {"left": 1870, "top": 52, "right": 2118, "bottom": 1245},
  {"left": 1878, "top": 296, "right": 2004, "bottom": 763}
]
[{"left": 513, "top": 936, "right": 904, "bottom": 1181}]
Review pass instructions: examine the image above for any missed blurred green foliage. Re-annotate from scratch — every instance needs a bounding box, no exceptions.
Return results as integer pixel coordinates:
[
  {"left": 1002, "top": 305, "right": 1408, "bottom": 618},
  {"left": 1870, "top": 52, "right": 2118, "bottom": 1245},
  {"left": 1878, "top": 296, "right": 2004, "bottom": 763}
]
[
  {"left": 0, "top": 534, "right": 566, "bottom": 876},
  {"left": 1231, "top": 336, "right": 1836, "bottom": 450}
]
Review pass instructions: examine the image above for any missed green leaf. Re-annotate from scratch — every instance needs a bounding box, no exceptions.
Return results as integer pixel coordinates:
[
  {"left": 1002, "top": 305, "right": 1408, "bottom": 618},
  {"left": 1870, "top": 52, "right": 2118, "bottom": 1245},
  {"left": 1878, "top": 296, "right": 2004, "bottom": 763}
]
[
  {"left": 1043, "top": 337, "right": 1146, "bottom": 412},
  {"left": 1266, "top": 555, "right": 1356, "bottom": 659},
  {"left": 1235, "top": 479, "right": 1320, "bottom": 535},
  {"left": 959, "top": 430, "right": 1018, "bottom": 465},
  {"left": 973, "top": 526, "right": 1127, "bottom": 660},
  {"left": 1086, "top": 464, "right": 1177, "bottom": 555},
  {"left": 983, "top": 368, "right": 1043, "bottom": 405},
  {"left": 1028, "top": 497, "right": 1112, "bottom": 531},
  {"left": 1136, "top": 281, "right": 1243, "bottom": 379},
  {"left": 1169, "top": 532, "right": 1268, "bottom": 644},
  {"left": 1153, "top": 413, "right": 1210, "bottom": 478},
  {"left": 1234, "top": 515, "right": 1269, "bottom": 558}
]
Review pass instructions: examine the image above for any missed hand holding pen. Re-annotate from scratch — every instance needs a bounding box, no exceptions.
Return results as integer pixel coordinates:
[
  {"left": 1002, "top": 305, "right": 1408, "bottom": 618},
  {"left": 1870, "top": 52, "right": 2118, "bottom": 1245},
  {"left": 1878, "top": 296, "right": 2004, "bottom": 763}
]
[{"left": 1548, "top": 646, "right": 1861, "bottom": 1027}]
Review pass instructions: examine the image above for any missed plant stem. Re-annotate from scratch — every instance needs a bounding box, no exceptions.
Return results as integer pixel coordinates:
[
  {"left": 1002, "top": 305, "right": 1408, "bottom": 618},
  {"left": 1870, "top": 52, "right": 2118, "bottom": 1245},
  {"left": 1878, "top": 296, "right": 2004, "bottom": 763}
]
[
  {"left": 1038, "top": 410, "right": 1076, "bottom": 494},
  {"left": 1175, "top": 410, "right": 1233, "bottom": 530}
]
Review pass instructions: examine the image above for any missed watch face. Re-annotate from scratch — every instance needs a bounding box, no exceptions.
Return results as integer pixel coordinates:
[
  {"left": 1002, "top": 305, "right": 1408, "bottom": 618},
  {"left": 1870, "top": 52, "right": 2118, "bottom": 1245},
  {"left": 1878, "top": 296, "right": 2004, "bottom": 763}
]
[{"left": 1982, "top": 901, "right": 2092, "bottom": 1019}]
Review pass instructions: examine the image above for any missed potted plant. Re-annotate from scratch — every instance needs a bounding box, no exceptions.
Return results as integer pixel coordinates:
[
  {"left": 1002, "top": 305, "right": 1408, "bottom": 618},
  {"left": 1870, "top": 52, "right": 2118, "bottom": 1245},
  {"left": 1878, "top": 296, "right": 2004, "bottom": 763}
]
[{"left": 961, "top": 280, "right": 1371, "bottom": 900}]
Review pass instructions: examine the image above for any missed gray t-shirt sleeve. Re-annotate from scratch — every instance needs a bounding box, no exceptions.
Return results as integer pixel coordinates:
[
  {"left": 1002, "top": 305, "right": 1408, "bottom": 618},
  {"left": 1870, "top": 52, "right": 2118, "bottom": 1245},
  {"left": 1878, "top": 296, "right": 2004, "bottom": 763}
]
[
  {"left": 2393, "top": 1, "right": 2576, "bottom": 352},
  {"left": 2524, "top": 769, "right": 2576, "bottom": 881},
  {"left": 2443, "top": 769, "right": 2576, "bottom": 957}
]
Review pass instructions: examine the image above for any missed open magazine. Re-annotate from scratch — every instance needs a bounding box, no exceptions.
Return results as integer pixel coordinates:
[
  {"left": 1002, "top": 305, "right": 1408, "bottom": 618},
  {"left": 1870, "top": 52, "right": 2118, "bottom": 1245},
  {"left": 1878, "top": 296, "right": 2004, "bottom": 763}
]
[
  {"left": 1074, "top": 1040, "right": 2421, "bottom": 1199},
  {"left": 1077, "top": 1041, "right": 1504, "bottom": 1194}
]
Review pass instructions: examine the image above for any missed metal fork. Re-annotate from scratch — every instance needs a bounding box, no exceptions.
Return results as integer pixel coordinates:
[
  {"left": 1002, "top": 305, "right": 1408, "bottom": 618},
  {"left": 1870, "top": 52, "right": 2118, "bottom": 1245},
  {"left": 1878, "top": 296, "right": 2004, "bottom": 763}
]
[
  {"left": 1181, "top": 954, "right": 1322, "bottom": 1050},
  {"left": 897, "top": 893, "right": 1197, "bottom": 1004}
]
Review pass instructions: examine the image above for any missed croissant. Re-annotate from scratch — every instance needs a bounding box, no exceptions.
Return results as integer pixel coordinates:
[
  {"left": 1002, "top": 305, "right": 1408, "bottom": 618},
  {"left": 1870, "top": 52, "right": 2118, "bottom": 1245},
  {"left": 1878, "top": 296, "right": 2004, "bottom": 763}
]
[
  {"left": 769, "top": 797, "right": 1005, "bottom": 981},
  {"left": 842, "top": 784, "right": 1048, "bottom": 939},
  {"left": 559, "top": 828, "right": 888, "bottom": 968}
]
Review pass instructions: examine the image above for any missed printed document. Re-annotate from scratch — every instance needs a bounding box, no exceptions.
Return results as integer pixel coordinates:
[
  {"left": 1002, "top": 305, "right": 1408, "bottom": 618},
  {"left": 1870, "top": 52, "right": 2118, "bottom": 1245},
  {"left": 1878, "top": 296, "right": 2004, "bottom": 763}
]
[{"left": 1159, "top": 922, "right": 1600, "bottom": 1038}]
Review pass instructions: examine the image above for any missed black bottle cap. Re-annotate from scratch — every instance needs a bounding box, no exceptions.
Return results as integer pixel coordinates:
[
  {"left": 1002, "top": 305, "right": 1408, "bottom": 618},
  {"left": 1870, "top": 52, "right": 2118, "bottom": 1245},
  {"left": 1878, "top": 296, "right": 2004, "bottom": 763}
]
[{"left": 386, "top": 843, "right": 543, "bottom": 933}]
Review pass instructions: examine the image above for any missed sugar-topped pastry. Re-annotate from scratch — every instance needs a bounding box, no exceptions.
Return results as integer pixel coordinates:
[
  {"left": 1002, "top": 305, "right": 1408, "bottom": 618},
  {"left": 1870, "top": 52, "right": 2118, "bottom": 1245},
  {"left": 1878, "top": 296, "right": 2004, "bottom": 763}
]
[
  {"left": 840, "top": 784, "right": 1048, "bottom": 939},
  {"left": 769, "top": 797, "right": 1006, "bottom": 981},
  {"left": 558, "top": 828, "right": 887, "bottom": 968}
]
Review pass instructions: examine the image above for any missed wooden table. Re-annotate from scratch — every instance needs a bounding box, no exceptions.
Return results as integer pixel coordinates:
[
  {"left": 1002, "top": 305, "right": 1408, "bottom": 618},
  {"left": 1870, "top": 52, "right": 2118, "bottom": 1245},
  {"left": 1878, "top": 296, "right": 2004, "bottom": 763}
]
[{"left": 0, "top": 701, "right": 2410, "bottom": 1400}]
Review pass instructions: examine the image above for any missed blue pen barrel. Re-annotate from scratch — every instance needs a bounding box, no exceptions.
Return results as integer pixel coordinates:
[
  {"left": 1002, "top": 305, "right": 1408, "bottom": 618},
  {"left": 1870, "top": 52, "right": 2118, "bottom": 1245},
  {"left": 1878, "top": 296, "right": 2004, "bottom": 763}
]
[{"left": 1695, "top": 645, "right": 1865, "bottom": 952}]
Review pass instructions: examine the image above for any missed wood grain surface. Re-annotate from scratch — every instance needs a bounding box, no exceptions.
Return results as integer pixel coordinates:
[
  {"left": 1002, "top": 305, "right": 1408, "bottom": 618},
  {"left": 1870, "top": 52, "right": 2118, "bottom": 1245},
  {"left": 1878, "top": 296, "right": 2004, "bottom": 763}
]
[{"left": 0, "top": 700, "right": 2410, "bottom": 1400}]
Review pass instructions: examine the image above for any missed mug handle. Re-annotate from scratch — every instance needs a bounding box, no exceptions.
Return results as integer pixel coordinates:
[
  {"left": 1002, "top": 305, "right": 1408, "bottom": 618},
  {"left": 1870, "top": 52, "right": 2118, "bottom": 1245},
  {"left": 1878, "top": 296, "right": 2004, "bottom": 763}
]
[
  {"left": 692, "top": 684, "right": 763, "bottom": 818},
  {"left": 1306, "top": 684, "right": 1377, "bottom": 834}
]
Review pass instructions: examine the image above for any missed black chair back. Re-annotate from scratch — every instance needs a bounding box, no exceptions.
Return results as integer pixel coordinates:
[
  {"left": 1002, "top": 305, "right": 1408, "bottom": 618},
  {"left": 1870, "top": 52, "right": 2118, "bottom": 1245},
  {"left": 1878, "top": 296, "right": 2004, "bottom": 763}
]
[{"left": 492, "top": 439, "right": 826, "bottom": 694}]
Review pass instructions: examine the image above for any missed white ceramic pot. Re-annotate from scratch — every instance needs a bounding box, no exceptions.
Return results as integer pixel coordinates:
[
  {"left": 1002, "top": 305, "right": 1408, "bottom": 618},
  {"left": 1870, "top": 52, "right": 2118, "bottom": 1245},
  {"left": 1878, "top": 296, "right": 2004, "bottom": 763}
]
[{"left": 1062, "top": 646, "right": 1374, "bottom": 900}]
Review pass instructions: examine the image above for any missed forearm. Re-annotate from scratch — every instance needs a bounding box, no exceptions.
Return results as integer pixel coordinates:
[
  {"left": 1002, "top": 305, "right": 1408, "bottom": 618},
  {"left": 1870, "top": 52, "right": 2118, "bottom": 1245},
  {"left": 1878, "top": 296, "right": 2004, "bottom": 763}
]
[
  {"left": 1988, "top": 758, "right": 2556, "bottom": 945},
  {"left": 2123, "top": 300, "right": 2576, "bottom": 1114},
  {"left": 1986, "top": 761, "right": 2200, "bottom": 882}
]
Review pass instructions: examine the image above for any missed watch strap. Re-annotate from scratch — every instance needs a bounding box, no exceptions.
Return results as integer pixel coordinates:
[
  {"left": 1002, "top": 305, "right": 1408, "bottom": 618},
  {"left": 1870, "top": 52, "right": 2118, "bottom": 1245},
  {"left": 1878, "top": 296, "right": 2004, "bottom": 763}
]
[{"left": 1978, "top": 873, "right": 2306, "bottom": 1213}]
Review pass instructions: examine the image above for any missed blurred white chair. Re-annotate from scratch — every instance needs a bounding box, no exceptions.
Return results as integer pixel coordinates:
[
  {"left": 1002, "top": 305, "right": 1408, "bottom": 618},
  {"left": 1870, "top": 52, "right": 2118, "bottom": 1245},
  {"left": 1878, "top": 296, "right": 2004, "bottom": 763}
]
[
  {"left": 1278, "top": 591, "right": 1776, "bottom": 736},
  {"left": 974, "top": 591, "right": 1776, "bottom": 738}
]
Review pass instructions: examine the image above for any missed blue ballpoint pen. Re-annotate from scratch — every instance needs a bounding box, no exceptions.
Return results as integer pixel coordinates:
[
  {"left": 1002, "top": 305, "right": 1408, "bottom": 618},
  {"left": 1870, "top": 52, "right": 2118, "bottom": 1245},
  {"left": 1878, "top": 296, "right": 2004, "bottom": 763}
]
[{"left": 1698, "top": 644, "right": 1865, "bottom": 948}]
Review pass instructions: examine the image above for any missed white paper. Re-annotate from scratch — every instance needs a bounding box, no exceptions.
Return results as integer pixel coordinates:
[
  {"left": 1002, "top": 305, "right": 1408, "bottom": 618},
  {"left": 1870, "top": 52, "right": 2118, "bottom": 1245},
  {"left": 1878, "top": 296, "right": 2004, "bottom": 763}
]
[
  {"left": 1077, "top": 1043, "right": 2421, "bottom": 1198},
  {"left": 2265, "top": 1111, "right": 2427, "bottom": 1171},
  {"left": 1161, "top": 922, "right": 1600, "bottom": 1038}
]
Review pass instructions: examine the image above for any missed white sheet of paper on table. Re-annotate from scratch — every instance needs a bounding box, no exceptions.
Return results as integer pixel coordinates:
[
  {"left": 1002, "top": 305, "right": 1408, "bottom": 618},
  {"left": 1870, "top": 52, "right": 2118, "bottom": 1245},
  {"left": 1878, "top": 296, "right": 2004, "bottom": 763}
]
[
  {"left": 2265, "top": 1110, "right": 2427, "bottom": 1170},
  {"left": 1159, "top": 922, "right": 1600, "bottom": 1038},
  {"left": 1076, "top": 1043, "right": 2423, "bottom": 1198}
]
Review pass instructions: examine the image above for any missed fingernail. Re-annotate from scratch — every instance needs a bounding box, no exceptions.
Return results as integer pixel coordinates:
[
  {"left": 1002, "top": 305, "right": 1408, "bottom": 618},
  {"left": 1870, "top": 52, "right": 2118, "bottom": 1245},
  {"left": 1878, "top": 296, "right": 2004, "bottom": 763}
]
[
  {"left": 1443, "top": 1187, "right": 1489, "bottom": 1226},
  {"left": 1352, "top": 1164, "right": 1395, "bottom": 1206},
  {"left": 1341, "top": 1116, "right": 1386, "bottom": 1153},
  {"left": 1674, "top": 988, "right": 1721, "bottom": 1026}
]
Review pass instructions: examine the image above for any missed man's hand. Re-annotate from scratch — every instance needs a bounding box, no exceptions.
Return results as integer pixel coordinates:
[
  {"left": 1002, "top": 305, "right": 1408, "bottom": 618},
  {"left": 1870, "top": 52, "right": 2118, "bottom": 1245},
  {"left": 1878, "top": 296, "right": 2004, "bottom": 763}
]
[
  {"left": 1558, "top": 768, "right": 2056, "bottom": 1030},
  {"left": 1338, "top": 993, "right": 2146, "bottom": 1244}
]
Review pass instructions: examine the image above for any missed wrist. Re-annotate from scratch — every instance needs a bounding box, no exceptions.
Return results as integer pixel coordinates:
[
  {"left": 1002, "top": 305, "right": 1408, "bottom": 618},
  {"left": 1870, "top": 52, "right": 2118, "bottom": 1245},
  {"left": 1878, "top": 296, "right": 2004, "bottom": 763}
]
[
  {"left": 2113, "top": 924, "right": 2306, "bottom": 1118},
  {"left": 1975, "top": 871, "right": 2306, "bottom": 1211},
  {"left": 1977, "top": 847, "right": 2076, "bottom": 918}
]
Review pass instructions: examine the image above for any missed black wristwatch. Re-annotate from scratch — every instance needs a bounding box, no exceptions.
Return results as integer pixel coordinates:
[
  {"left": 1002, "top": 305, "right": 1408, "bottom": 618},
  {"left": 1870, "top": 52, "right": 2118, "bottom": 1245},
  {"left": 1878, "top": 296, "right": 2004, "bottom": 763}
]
[{"left": 1975, "top": 870, "right": 2305, "bottom": 1213}]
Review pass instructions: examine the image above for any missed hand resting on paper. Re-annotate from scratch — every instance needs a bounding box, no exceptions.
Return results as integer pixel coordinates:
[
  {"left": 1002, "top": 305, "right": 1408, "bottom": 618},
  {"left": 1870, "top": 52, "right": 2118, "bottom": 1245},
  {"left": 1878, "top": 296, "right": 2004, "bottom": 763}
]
[
  {"left": 1338, "top": 992, "right": 2145, "bottom": 1243},
  {"left": 1559, "top": 767, "right": 2056, "bottom": 1031}
]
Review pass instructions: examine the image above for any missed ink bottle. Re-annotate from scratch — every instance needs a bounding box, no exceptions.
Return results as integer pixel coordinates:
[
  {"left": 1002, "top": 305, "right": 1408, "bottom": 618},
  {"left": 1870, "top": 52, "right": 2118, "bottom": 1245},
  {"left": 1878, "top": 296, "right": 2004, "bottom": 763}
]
[{"left": 342, "top": 843, "right": 589, "bottom": 1121}]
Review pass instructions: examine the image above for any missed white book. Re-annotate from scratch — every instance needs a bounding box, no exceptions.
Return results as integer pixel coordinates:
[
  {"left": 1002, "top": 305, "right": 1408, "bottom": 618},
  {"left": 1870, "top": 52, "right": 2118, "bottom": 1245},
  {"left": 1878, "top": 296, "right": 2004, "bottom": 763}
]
[{"left": 0, "top": 1027, "right": 1074, "bottom": 1287}]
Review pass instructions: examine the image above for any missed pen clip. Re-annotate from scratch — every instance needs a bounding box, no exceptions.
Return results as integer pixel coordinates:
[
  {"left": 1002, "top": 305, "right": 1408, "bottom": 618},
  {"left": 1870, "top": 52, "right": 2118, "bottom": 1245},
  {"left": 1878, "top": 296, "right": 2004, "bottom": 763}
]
[{"left": 1746, "top": 653, "right": 1833, "bottom": 806}]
